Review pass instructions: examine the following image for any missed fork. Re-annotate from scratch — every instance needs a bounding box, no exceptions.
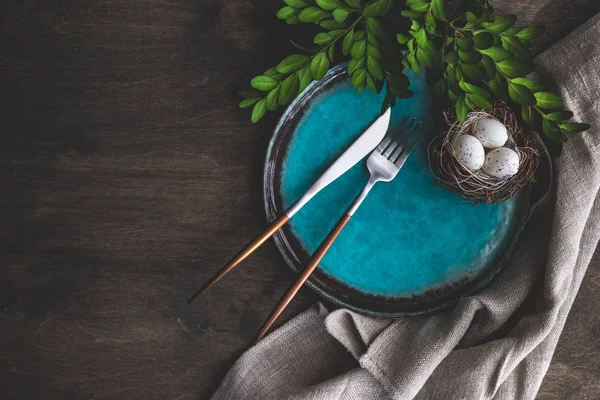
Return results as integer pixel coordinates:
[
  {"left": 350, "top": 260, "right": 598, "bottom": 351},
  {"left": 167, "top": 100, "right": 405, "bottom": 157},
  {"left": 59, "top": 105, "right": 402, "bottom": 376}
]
[{"left": 254, "top": 117, "right": 421, "bottom": 343}]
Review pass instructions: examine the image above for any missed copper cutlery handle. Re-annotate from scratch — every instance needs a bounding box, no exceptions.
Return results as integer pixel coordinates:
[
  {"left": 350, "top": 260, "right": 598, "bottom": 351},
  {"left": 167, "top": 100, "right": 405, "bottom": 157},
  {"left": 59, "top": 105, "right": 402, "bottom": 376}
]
[
  {"left": 253, "top": 213, "right": 351, "bottom": 343},
  {"left": 188, "top": 215, "right": 289, "bottom": 304}
]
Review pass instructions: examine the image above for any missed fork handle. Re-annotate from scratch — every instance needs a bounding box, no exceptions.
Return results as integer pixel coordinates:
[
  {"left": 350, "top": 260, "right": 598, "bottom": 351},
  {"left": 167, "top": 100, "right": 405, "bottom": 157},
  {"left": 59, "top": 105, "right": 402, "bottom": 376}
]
[
  {"left": 254, "top": 213, "right": 351, "bottom": 343},
  {"left": 254, "top": 180, "right": 377, "bottom": 342},
  {"left": 188, "top": 215, "right": 290, "bottom": 304}
]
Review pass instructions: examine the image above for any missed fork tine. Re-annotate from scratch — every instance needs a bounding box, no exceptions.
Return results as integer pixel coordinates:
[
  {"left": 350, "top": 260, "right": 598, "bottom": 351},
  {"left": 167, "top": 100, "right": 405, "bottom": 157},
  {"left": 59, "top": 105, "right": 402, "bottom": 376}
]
[
  {"left": 380, "top": 117, "right": 415, "bottom": 157},
  {"left": 392, "top": 123, "right": 421, "bottom": 165},
  {"left": 377, "top": 116, "right": 411, "bottom": 155},
  {"left": 386, "top": 118, "right": 417, "bottom": 161}
]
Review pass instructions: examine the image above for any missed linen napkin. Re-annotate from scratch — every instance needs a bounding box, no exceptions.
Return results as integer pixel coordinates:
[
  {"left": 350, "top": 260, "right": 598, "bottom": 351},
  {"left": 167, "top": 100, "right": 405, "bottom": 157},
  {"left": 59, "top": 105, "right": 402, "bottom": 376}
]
[{"left": 212, "top": 13, "right": 600, "bottom": 400}]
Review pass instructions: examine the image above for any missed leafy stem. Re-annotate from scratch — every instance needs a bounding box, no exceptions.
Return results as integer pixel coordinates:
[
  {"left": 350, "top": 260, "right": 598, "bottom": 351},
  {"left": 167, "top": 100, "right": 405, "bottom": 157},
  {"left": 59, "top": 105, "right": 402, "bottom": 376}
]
[
  {"left": 400, "top": 0, "right": 590, "bottom": 143},
  {"left": 239, "top": 0, "right": 590, "bottom": 146}
]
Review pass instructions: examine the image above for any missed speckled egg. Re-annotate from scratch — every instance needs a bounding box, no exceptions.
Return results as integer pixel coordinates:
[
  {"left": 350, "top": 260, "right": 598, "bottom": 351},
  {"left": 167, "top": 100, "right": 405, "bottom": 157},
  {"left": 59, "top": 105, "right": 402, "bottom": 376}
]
[
  {"left": 452, "top": 134, "right": 485, "bottom": 171},
  {"left": 472, "top": 117, "right": 508, "bottom": 149},
  {"left": 482, "top": 147, "right": 520, "bottom": 179}
]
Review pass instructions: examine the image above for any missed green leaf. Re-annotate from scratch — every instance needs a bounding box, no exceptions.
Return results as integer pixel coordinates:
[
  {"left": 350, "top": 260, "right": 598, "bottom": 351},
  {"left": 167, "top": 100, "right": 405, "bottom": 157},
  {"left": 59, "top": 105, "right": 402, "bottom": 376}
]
[
  {"left": 489, "top": 74, "right": 509, "bottom": 102},
  {"left": 310, "top": 52, "right": 330, "bottom": 80},
  {"left": 431, "top": 0, "right": 446, "bottom": 21},
  {"left": 415, "top": 29, "right": 428, "bottom": 47},
  {"left": 367, "top": 18, "right": 386, "bottom": 40},
  {"left": 328, "top": 43, "right": 335, "bottom": 61},
  {"left": 251, "top": 99, "right": 267, "bottom": 123},
  {"left": 366, "top": 74, "right": 377, "bottom": 92},
  {"left": 251, "top": 75, "right": 278, "bottom": 91},
  {"left": 416, "top": 48, "right": 433, "bottom": 68},
  {"left": 503, "top": 27, "right": 522, "bottom": 36},
  {"left": 459, "top": 81, "right": 488, "bottom": 97},
  {"left": 276, "top": 54, "right": 308, "bottom": 73},
  {"left": 546, "top": 111, "right": 574, "bottom": 122},
  {"left": 345, "top": 0, "right": 361, "bottom": 8},
  {"left": 348, "top": 58, "right": 364, "bottom": 75},
  {"left": 478, "top": 46, "right": 512, "bottom": 62},
  {"left": 480, "top": 55, "right": 496, "bottom": 80},
  {"left": 354, "top": 29, "right": 366, "bottom": 41},
  {"left": 400, "top": 10, "right": 425, "bottom": 19},
  {"left": 559, "top": 123, "right": 591, "bottom": 133},
  {"left": 299, "top": 7, "right": 324, "bottom": 23},
  {"left": 277, "top": 7, "right": 298, "bottom": 20},
  {"left": 266, "top": 88, "right": 280, "bottom": 111},
  {"left": 286, "top": 16, "right": 301, "bottom": 24},
  {"left": 298, "top": 66, "right": 313, "bottom": 92},
  {"left": 367, "top": 56, "right": 384, "bottom": 79},
  {"left": 542, "top": 118, "right": 563, "bottom": 142},
  {"left": 343, "top": 30, "right": 355, "bottom": 55},
  {"left": 461, "top": 63, "right": 486, "bottom": 80},
  {"left": 501, "top": 36, "right": 528, "bottom": 55},
  {"left": 468, "top": 94, "right": 493, "bottom": 110},
  {"left": 332, "top": 8, "right": 351, "bottom": 22},
  {"left": 457, "top": 36, "right": 474, "bottom": 51},
  {"left": 356, "top": 79, "right": 367, "bottom": 93},
  {"left": 444, "top": 51, "right": 458, "bottom": 63},
  {"left": 458, "top": 50, "right": 482, "bottom": 64},
  {"left": 278, "top": 75, "right": 300, "bottom": 105},
  {"left": 456, "top": 94, "right": 469, "bottom": 122},
  {"left": 239, "top": 97, "right": 260, "bottom": 108},
  {"left": 363, "top": 0, "right": 392, "bottom": 17},
  {"left": 397, "top": 33, "right": 410, "bottom": 45},
  {"left": 412, "top": 18, "right": 422, "bottom": 31},
  {"left": 496, "top": 58, "right": 533, "bottom": 78},
  {"left": 534, "top": 92, "right": 563, "bottom": 109},
  {"left": 351, "top": 39, "right": 366, "bottom": 59},
  {"left": 516, "top": 25, "right": 546, "bottom": 40},
  {"left": 473, "top": 32, "right": 494, "bottom": 49},
  {"left": 351, "top": 68, "right": 366, "bottom": 86},
  {"left": 508, "top": 81, "right": 536, "bottom": 105},
  {"left": 367, "top": 33, "right": 378, "bottom": 46},
  {"left": 409, "top": 1, "right": 430, "bottom": 12},
  {"left": 482, "top": 15, "right": 517, "bottom": 33},
  {"left": 521, "top": 105, "right": 536, "bottom": 127},
  {"left": 285, "top": 0, "right": 308, "bottom": 8},
  {"left": 314, "top": 32, "right": 334, "bottom": 45},
  {"left": 425, "top": 12, "right": 437, "bottom": 34},
  {"left": 238, "top": 88, "right": 262, "bottom": 98},
  {"left": 316, "top": 0, "right": 344, "bottom": 11},
  {"left": 388, "top": 73, "right": 410, "bottom": 92},
  {"left": 328, "top": 29, "right": 344, "bottom": 38},
  {"left": 264, "top": 67, "right": 287, "bottom": 81},
  {"left": 320, "top": 19, "right": 346, "bottom": 29},
  {"left": 367, "top": 44, "right": 381, "bottom": 60},
  {"left": 510, "top": 77, "right": 543, "bottom": 93}
]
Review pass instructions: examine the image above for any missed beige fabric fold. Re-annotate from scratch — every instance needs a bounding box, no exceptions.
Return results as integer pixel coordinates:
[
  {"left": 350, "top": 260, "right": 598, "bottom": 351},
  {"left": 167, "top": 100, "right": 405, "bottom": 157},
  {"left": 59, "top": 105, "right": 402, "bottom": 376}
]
[{"left": 212, "top": 13, "right": 600, "bottom": 400}]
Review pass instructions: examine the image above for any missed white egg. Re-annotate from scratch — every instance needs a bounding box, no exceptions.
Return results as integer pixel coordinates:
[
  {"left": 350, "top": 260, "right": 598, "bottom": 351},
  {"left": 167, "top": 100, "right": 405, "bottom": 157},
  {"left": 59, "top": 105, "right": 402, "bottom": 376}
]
[
  {"left": 472, "top": 117, "right": 508, "bottom": 148},
  {"left": 452, "top": 135, "right": 485, "bottom": 171},
  {"left": 482, "top": 147, "right": 520, "bottom": 179}
]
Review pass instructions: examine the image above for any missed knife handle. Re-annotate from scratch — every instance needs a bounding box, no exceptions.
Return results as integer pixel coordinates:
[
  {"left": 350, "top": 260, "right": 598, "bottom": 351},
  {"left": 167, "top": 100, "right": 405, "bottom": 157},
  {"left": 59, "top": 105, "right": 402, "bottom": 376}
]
[
  {"left": 188, "top": 215, "right": 289, "bottom": 304},
  {"left": 253, "top": 179, "right": 378, "bottom": 342}
]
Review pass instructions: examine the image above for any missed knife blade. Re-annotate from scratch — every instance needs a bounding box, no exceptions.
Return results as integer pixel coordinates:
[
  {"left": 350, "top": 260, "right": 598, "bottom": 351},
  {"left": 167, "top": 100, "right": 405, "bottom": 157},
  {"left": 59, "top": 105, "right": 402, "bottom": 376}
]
[{"left": 286, "top": 107, "right": 391, "bottom": 218}]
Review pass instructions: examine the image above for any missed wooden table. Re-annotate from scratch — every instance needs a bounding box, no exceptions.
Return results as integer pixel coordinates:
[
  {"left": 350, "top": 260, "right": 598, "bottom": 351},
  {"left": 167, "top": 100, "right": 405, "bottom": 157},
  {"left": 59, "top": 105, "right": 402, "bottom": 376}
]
[{"left": 1, "top": 1, "right": 599, "bottom": 399}]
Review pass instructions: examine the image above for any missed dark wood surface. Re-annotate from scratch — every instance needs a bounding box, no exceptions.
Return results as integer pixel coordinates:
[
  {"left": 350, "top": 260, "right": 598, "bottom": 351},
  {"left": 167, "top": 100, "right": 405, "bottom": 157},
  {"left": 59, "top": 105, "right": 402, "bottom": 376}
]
[{"left": 1, "top": 1, "right": 599, "bottom": 399}]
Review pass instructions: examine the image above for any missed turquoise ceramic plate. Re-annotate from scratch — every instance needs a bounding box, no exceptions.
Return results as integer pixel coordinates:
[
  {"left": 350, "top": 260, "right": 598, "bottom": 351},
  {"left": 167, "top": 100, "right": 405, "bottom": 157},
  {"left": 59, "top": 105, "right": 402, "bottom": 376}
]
[{"left": 264, "top": 64, "right": 547, "bottom": 317}]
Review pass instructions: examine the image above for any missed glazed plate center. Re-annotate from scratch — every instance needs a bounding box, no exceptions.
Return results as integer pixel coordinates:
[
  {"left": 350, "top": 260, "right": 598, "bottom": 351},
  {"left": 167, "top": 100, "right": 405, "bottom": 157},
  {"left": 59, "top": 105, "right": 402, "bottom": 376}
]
[{"left": 279, "top": 71, "right": 525, "bottom": 298}]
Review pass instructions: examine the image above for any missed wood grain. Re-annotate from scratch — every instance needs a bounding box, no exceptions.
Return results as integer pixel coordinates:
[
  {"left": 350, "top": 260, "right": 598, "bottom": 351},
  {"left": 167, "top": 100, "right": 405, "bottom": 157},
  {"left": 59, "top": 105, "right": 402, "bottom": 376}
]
[{"left": 0, "top": 1, "right": 598, "bottom": 399}]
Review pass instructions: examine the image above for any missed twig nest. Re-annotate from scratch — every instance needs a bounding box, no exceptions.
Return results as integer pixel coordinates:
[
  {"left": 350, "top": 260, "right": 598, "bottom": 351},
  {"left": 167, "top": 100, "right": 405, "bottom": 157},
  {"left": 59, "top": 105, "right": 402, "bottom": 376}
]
[{"left": 430, "top": 102, "right": 541, "bottom": 204}]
